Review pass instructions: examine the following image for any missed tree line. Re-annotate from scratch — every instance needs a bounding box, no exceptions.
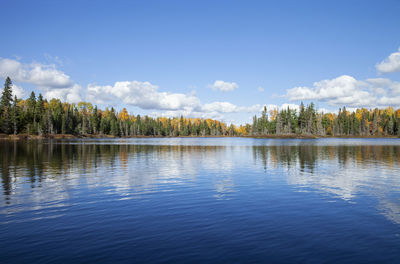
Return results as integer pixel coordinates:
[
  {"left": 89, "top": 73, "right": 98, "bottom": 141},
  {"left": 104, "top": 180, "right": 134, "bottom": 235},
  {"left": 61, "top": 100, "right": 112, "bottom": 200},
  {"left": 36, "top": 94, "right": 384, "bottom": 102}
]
[
  {"left": 0, "top": 77, "right": 239, "bottom": 137},
  {"left": 1, "top": 77, "right": 400, "bottom": 137},
  {"left": 252, "top": 103, "right": 400, "bottom": 136}
]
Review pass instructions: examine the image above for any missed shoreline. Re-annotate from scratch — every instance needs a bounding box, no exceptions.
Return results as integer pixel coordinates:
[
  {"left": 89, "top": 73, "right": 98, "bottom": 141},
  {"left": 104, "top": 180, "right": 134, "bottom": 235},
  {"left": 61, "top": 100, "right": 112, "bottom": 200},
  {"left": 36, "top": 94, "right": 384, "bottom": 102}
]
[{"left": 1, "top": 134, "right": 399, "bottom": 140}]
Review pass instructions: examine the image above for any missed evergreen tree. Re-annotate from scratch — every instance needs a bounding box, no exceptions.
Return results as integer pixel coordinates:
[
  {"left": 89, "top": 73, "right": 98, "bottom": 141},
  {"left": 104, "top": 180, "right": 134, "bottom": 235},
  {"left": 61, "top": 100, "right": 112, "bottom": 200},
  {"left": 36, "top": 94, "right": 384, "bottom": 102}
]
[
  {"left": 298, "top": 102, "right": 306, "bottom": 133},
  {"left": 0, "top": 77, "right": 13, "bottom": 134},
  {"left": 36, "top": 94, "right": 45, "bottom": 134},
  {"left": 26, "top": 91, "right": 37, "bottom": 134},
  {"left": 1, "top": 82, "right": 400, "bottom": 138}
]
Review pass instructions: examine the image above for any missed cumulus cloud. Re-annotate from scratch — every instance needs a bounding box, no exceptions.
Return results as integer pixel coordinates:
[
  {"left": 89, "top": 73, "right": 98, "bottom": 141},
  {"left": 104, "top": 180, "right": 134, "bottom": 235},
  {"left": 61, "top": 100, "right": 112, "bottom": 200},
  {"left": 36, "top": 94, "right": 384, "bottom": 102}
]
[
  {"left": 286, "top": 75, "right": 371, "bottom": 104},
  {"left": 376, "top": 48, "right": 400, "bottom": 73},
  {"left": 280, "top": 103, "right": 300, "bottom": 112},
  {"left": 0, "top": 58, "right": 81, "bottom": 102},
  {"left": 317, "top": 107, "right": 334, "bottom": 114},
  {"left": 87, "top": 81, "right": 201, "bottom": 111},
  {"left": 377, "top": 96, "right": 400, "bottom": 105},
  {"left": 367, "top": 78, "right": 400, "bottom": 94},
  {"left": 87, "top": 80, "right": 266, "bottom": 122},
  {"left": 202, "top": 102, "right": 260, "bottom": 113},
  {"left": 0, "top": 58, "right": 72, "bottom": 88},
  {"left": 209, "top": 80, "right": 238, "bottom": 92},
  {"left": 0, "top": 57, "right": 265, "bottom": 121},
  {"left": 44, "top": 84, "right": 82, "bottom": 103},
  {"left": 12, "top": 84, "right": 27, "bottom": 99},
  {"left": 286, "top": 75, "right": 400, "bottom": 108}
]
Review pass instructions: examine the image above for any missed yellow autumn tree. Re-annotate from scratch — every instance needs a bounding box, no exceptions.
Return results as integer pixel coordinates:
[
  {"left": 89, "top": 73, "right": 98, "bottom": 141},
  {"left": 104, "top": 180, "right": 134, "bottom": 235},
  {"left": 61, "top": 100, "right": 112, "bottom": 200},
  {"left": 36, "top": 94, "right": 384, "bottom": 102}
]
[{"left": 118, "top": 108, "right": 129, "bottom": 121}]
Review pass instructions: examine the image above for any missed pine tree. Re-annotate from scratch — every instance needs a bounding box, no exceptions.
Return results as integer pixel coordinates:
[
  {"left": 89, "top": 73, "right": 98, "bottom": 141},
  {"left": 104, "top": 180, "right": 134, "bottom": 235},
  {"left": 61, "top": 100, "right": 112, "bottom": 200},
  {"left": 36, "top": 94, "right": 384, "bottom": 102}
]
[
  {"left": 0, "top": 77, "right": 14, "bottom": 134},
  {"left": 36, "top": 94, "right": 46, "bottom": 134},
  {"left": 26, "top": 91, "right": 37, "bottom": 134},
  {"left": 0, "top": 77, "right": 13, "bottom": 108},
  {"left": 299, "top": 102, "right": 306, "bottom": 133}
]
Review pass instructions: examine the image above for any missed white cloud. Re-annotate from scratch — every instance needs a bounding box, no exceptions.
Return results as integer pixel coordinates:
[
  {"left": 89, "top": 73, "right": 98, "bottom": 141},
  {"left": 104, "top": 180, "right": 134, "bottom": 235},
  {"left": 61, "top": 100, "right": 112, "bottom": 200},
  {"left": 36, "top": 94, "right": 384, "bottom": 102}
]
[
  {"left": 0, "top": 58, "right": 81, "bottom": 102},
  {"left": 202, "top": 102, "right": 239, "bottom": 113},
  {"left": 317, "top": 107, "right": 334, "bottom": 114},
  {"left": 87, "top": 81, "right": 201, "bottom": 111},
  {"left": 377, "top": 96, "right": 400, "bottom": 105},
  {"left": 88, "top": 80, "right": 266, "bottom": 123},
  {"left": 0, "top": 57, "right": 266, "bottom": 122},
  {"left": 286, "top": 75, "right": 400, "bottom": 108},
  {"left": 280, "top": 103, "right": 300, "bottom": 112},
  {"left": 202, "top": 102, "right": 260, "bottom": 113},
  {"left": 367, "top": 78, "right": 400, "bottom": 94},
  {"left": 287, "top": 75, "right": 368, "bottom": 102},
  {"left": 209, "top": 80, "right": 238, "bottom": 92},
  {"left": 0, "top": 58, "right": 72, "bottom": 88},
  {"left": 44, "top": 84, "right": 82, "bottom": 103},
  {"left": 376, "top": 48, "right": 400, "bottom": 73},
  {"left": 12, "top": 84, "right": 27, "bottom": 99},
  {"left": 258, "top": 86, "right": 264, "bottom": 92}
]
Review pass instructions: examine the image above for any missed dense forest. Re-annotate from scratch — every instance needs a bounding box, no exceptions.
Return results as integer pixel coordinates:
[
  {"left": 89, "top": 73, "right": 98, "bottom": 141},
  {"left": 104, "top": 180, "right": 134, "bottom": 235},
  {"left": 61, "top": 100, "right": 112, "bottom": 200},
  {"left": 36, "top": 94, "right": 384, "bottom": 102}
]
[
  {"left": 1, "top": 77, "right": 400, "bottom": 137},
  {"left": 251, "top": 103, "right": 400, "bottom": 136}
]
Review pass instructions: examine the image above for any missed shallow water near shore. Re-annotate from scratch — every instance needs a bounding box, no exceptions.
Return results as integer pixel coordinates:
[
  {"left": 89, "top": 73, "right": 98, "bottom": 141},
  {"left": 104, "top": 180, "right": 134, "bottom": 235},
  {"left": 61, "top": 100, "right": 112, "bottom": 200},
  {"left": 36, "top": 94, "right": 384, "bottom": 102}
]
[{"left": 1, "top": 138, "right": 400, "bottom": 263}]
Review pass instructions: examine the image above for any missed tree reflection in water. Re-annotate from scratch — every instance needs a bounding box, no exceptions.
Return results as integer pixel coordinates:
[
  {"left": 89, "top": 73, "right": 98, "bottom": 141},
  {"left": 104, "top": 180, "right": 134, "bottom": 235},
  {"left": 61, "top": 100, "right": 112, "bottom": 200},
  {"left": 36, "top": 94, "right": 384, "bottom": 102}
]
[{"left": 1, "top": 139, "right": 400, "bottom": 223}]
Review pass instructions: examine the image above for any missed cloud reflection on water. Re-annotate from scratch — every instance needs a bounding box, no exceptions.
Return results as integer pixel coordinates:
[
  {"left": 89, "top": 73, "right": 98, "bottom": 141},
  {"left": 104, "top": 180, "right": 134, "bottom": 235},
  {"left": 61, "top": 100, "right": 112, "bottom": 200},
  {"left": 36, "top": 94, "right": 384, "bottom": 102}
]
[
  {"left": 1, "top": 139, "right": 400, "bottom": 224},
  {"left": 253, "top": 144, "right": 400, "bottom": 223}
]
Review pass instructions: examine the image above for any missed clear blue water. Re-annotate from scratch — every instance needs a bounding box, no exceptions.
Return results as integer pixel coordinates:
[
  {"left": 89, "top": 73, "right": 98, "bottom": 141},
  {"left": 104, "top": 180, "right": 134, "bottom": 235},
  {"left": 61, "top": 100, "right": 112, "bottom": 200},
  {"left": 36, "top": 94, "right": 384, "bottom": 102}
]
[{"left": 1, "top": 138, "right": 400, "bottom": 263}]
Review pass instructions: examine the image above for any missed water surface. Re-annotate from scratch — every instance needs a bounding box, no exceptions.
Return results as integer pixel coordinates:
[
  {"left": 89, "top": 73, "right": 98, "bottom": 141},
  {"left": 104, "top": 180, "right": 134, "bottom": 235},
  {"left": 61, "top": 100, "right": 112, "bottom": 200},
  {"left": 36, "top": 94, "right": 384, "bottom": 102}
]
[{"left": 1, "top": 138, "right": 400, "bottom": 263}]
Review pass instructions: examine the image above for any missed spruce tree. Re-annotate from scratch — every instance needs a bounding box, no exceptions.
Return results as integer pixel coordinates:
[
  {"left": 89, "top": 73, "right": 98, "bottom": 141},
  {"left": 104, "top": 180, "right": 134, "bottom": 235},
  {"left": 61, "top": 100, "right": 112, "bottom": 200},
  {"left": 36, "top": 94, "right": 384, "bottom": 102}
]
[
  {"left": 299, "top": 102, "right": 306, "bottom": 133},
  {"left": 27, "top": 91, "right": 37, "bottom": 134},
  {"left": 0, "top": 77, "right": 13, "bottom": 134},
  {"left": 36, "top": 94, "right": 45, "bottom": 134}
]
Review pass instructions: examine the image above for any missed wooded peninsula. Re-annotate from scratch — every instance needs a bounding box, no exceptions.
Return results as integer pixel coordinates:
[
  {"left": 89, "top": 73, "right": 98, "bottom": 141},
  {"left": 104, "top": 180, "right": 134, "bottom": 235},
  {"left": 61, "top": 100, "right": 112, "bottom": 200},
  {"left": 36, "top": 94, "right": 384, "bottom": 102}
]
[{"left": 1, "top": 77, "right": 400, "bottom": 139}]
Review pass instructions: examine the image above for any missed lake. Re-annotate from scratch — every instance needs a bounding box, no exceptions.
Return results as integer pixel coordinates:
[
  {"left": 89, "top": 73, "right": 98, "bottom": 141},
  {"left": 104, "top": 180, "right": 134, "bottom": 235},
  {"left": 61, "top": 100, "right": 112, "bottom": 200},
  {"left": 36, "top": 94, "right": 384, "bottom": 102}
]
[{"left": 1, "top": 138, "right": 400, "bottom": 263}]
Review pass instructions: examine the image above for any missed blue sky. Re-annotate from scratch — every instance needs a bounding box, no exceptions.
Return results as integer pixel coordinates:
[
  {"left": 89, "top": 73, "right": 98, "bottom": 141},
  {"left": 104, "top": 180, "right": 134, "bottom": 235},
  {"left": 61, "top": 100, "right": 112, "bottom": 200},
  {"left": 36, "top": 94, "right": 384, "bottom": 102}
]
[{"left": 1, "top": 0, "right": 400, "bottom": 124}]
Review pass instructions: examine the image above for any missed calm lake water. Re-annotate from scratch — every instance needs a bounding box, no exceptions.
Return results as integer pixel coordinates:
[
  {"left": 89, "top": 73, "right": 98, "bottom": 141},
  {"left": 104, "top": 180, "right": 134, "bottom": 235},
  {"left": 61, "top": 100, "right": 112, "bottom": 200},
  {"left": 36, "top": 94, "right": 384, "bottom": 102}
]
[{"left": 1, "top": 138, "right": 400, "bottom": 263}]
